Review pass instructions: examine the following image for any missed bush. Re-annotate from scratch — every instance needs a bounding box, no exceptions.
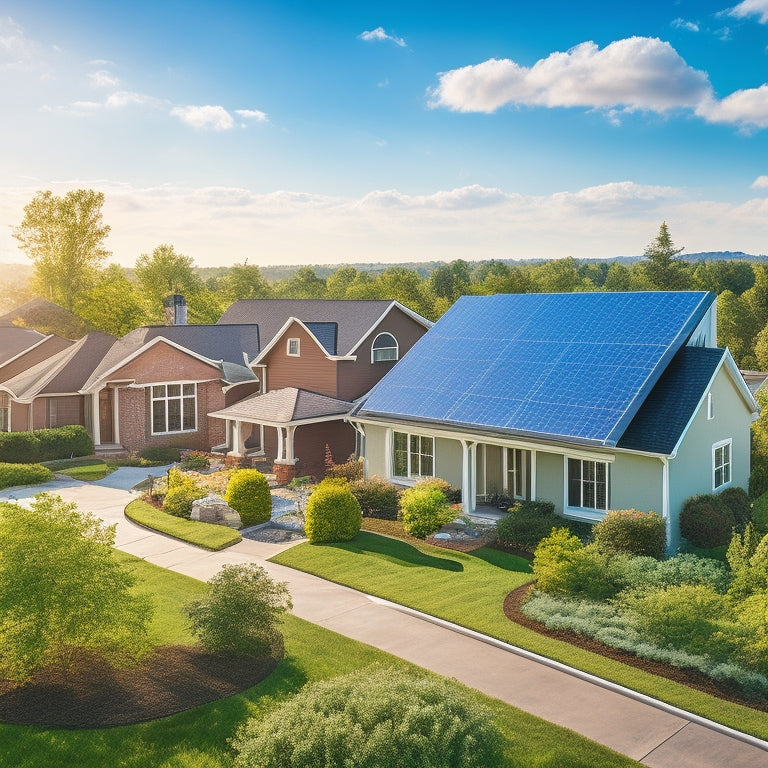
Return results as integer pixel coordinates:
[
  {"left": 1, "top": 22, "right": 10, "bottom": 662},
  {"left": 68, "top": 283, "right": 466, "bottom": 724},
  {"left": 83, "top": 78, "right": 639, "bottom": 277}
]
[
  {"left": 225, "top": 469, "right": 272, "bottom": 527},
  {"left": 719, "top": 486, "right": 752, "bottom": 530},
  {"left": 305, "top": 478, "right": 362, "bottom": 543},
  {"left": 593, "top": 509, "right": 666, "bottom": 560},
  {"left": 351, "top": 476, "right": 400, "bottom": 520},
  {"left": 750, "top": 457, "right": 768, "bottom": 500},
  {"left": 612, "top": 552, "right": 730, "bottom": 593},
  {"left": 138, "top": 446, "right": 182, "bottom": 464},
  {"left": 680, "top": 494, "right": 735, "bottom": 549},
  {"left": 325, "top": 458, "right": 364, "bottom": 482},
  {"left": 415, "top": 476, "right": 461, "bottom": 504},
  {"left": 399, "top": 483, "right": 455, "bottom": 539},
  {"left": 0, "top": 462, "right": 54, "bottom": 489},
  {"left": 163, "top": 483, "right": 207, "bottom": 519},
  {"left": 0, "top": 432, "right": 40, "bottom": 463},
  {"left": 752, "top": 491, "right": 768, "bottom": 534},
  {"left": 495, "top": 500, "right": 557, "bottom": 552},
  {"left": 187, "top": 563, "right": 291, "bottom": 656},
  {"left": 231, "top": 667, "right": 505, "bottom": 768},
  {"left": 180, "top": 451, "right": 210, "bottom": 471},
  {"left": 35, "top": 425, "right": 93, "bottom": 461}
]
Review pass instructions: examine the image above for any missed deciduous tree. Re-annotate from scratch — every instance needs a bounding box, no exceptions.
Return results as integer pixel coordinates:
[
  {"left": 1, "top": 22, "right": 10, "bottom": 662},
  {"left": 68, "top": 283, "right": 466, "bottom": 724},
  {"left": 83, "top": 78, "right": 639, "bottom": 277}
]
[{"left": 135, "top": 244, "right": 203, "bottom": 315}]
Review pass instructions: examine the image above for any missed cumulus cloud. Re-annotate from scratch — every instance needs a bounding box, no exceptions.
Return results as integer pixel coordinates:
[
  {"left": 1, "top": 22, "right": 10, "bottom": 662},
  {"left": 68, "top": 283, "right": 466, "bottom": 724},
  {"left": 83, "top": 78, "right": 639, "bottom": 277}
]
[
  {"left": 752, "top": 175, "right": 768, "bottom": 188},
  {"left": 697, "top": 84, "right": 768, "bottom": 128},
  {"left": 671, "top": 18, "right": 700, "bottom": 32},
  {"left": 235, "top": 108, "right": 268, "bottom": 122},
  {"left": 88, "top": 69, "right": 120, "bottom": 88},
  {"left": 171, "top": 104, "right": 234, "bottom": 131},
  {"left": 359, "top": 27, "right": 406, "bottom": 47},
  {"left": 729, "top": 0, "right": 768, "bottom": 23}
]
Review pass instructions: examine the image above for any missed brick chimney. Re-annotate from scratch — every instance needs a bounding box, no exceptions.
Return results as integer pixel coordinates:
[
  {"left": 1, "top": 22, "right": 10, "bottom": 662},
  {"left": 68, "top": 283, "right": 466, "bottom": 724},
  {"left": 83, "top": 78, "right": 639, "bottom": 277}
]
[{"left": 163, "top": 295, "right": 187, "bottom": 325}]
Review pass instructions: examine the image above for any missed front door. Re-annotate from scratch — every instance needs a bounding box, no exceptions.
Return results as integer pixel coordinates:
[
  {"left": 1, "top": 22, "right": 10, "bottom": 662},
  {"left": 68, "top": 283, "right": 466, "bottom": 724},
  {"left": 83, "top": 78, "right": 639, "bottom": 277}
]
[
  {"left": 507, "top": 448, "right": 531, "bottom": 501},
  {"left": 99, "top": 388, "right": 113, "bottom": 444}
]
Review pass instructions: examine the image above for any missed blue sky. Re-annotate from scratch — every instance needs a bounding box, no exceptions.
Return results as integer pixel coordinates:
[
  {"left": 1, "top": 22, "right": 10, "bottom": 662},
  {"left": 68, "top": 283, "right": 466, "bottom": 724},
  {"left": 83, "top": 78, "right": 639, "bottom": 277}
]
[{"left": 2, "top": 0, "right": 768, "bottom": 266}]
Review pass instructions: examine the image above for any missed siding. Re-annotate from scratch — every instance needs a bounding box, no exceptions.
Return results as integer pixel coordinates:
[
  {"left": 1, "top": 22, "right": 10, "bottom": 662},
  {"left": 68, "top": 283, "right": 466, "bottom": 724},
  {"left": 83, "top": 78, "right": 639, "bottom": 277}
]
[
  {"left": 107, "top": 341, "right": 222, "bottom": 384},
  {"left": 295, "top": 420, "right": 355, "bottom": 480},
  {"left": 610, "top": 452, "right": 663, "bottom": 516},
  {"left": 363, "top": 424, "right": 389, "bottom": 478},
  {"left": 535, "top": 450, "right": 564, "bottom": 510}
]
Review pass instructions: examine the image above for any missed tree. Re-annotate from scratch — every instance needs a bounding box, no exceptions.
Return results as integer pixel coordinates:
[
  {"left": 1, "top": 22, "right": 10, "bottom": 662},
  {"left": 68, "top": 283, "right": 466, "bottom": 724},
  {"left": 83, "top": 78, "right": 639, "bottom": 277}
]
[
  {"left": 74, "top": 264, "right": 148, "bottom": 336},
  {"left": 219, "top": 262, "right": 271, "bottom": 301},
  {"left": 636, "top": 222, "right": 691, "bottom": 290},
  {"left": 135, "top": 244, "right": 203, "bottom": 315},
  {"left": 325, "top": 266, "right": 360, "bottom": 298},
  {"left": 13, "top": 189, "right": 111, "bottom": 310},
  {"left": 718, "top": 290, "right": 755, "bottom": 367},
  {"left": 0, "top": 494, "right": 153, "bottom": 682},
  {"left": 277, "top": 266, "right": 327, "bottom": 298},
  {"left": 529, "top": 257, "right": 584, "bottom": 293},
  {"left": 187, "top": 564, "right": 292, "bottom": 656}
]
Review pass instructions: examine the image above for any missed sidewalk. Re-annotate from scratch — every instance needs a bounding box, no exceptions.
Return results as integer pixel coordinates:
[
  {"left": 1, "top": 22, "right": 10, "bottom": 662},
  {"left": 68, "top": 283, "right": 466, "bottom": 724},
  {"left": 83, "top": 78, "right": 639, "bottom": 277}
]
[{"left": 3, "top": 476, "right": 768, "bottom": 768}]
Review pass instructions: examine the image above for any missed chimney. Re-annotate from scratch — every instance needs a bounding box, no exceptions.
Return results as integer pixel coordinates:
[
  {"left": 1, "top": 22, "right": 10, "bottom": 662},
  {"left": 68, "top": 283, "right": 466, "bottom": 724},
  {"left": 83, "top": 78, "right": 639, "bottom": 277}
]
[{"left": 163, "top": 294, "right": 187, "bottom": 325}]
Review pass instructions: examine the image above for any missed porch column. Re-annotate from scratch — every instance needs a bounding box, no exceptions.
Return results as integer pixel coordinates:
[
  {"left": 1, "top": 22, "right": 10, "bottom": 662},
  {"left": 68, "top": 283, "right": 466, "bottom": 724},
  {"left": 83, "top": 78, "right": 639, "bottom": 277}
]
[
  {"left": 460, "top": 439, "right": 477, "bottom": 515},
  {"left": 225, "top": 419, "right": 233, "bottom": 452},
  {"left": 229, "top": 420, "right": 242, "bottom": 457},
  {"left": 91, "top": 390, "right": 101, "bottom": 446},
  {"left": 235, "top": 420, "right": 247, "bottom": 456},
  {"left": 276, "top": 426, "right": 284, "bottom": 461},
  {"left": 285, "top": 425, "right": 296, "bottom": 461},
  {"left": 112, "top": 387, "right": 120, "bottom": 445}
]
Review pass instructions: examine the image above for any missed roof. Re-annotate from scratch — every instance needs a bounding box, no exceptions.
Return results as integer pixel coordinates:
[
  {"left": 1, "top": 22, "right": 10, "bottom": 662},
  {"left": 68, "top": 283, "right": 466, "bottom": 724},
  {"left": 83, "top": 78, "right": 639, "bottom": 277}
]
[
  {"left": 81, "top": 323, "right": 260, "bottom": 390},
  {"left": 0, "top": 327, "right": 49, "bottom": 365},
  {"left": 355, "top": 291, "right": 716, "bottom": 447},
  {"left": 741, "top": 370, "right": 768, "bottom": 397},
  {"left": 618, "top": 346, "right": 726, "bottom": 454},
  {"left": 1, "top": 331, "right": 116, "bottom": 400},
  {"left": 208, "top": 387, "right": 352, "bottom": 425},
  {"left": 0, "top": 298, "right": 90, "bottom": 339},
  {"left": 217, "top": 299, "right": 429, "bottom": 356}
]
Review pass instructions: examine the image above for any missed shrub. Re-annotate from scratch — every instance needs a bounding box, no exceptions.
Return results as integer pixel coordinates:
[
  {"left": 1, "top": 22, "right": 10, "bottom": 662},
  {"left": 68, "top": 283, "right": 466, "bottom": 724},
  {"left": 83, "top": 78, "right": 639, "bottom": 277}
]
[
  {"left": 593, "top": 509, "right": 666, "bottom": 560},
  {"left": 35, "top": 425, "right": 93, "bottom": 461},
  {"left": 680, "top": 493, "right": 735, "bottom": 549},
  {"left": 612, "top": 552, "right": 730, "bottom": 593},
  {"left": 750, "top": 458, "right": 768, "bottom": 500},
  {"left": 399, "top": 484, "right": 455, "bottom": 539},
  {"left": 138, "top": 446, "right": 182, "bottom": 464},
  {"left": 180, "top": 451, "right": 210, "bottom": 471},
  {"left": 719, "top": 486, "right": 752, "bottom": 530},
  {"left": 0, "top": 462, "right": 54, "bottom": 489},
  {"left": 225, "top": 469, "right": 272, "bottom": 527},
  {"left": 0, "top": 431, "right": 40, "bottom": 463},
  {"left": 187, "top": 563, "right": 291, "bottom": 656},
  {"left": 305, "top": 478, "right": 362, "bottom": 543},
  {"left": 416, "top": 476, "right": 461, "bottom": 504},
  {"left": 231, "top": 667, "right": 505, "bottom": 768},
  {"left": 163, "top": 483, "right": 207, "bottom": 519},
  {"left": 351, "top": 476, "right": 400, "bottom": 520},
  {"left": 495, "top": 500, "right": 557, "bottom": 552},
  {"left": 325, "top": 458, "right": 364, "bottom": 482},
  {"left": 752, "top": 491, "right": 768, "bottom": 534}
]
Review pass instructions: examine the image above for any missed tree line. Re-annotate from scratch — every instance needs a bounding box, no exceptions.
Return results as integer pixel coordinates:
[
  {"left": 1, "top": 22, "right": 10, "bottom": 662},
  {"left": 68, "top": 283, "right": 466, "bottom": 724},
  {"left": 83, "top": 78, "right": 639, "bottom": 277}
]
[{"left": 8, "top": 189, "right": 767, "bottom": 369}]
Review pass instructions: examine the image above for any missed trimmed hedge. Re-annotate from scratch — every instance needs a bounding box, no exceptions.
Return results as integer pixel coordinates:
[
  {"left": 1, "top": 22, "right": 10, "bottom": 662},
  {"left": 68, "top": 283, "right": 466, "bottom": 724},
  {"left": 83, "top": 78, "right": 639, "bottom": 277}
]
[
  {"left": 593, "top": 509, "right": 666, "bottom": 560},
  {"left": 0, "top": 462, "right": 54, "bottom": 489},
  {"left": 225, "top": 469, "right": 272, "bottom": 527},
  {"left": 350, "top": 476, "right": 400, "bottom": 520},
  {"left": 719, "top": 486, "right": 752, "bottom": 530},
  {"left": 0, "top": 425, "right": 93, "bottom": 464},
  {"left": 305, "top": 478, "right": 362, "bottom": 543},
  {"left": 680, "top": 494, "right": 735, "bottom": 549},
  {"left": 138, "top": 446, "right": 182, "bottom": 464},
  {"left": 494, "top": 500, "right": 591, "bottom": 553}
]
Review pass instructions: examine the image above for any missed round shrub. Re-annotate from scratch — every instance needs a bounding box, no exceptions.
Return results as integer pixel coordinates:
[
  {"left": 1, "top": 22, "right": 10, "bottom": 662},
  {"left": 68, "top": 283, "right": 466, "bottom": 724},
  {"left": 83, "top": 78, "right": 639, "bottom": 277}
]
[
  {"left": 225, "top": 469, "right": 272, "bottom": 527},
  {"left": 399, "top": 484, "right": 454, "bottom": 539},
  {"left": 325, "top": 458, "right": 364, "bottom": 482},
  {"left": 180, "top": 451, "right": 211, "bottom": 471},
  {"left": 0, "top": 462, "right": 54, "bottom": 490},
  {"left": 35, "top": 425, "right": 94, "bottom": 461},
  {"left": 0, "top": 432, "right": 40, "bottom": 463},
  {"left": 163, "top": 484, "right": 207, "bottom": 518},
  {"left": 350, "top": 476, "right": 400, "bottom": 520},
  {"left": 593, "top": 509, "right": 666, "bottom": 560},
  {"left": 495, "top": 500, "right": 557, "bottom": 552},
  {"left": 718, "top": 486, "right": 752, "bottom": 530},
  {"left": 231, "top": 666, "right": 505, "bottom": 768},
  {"left": 415, "top": 476, "right": 461, "bottom": 504},
  {"left": 305, "top": 478, "right": 362, "bottom": 543},
  {"left": 680, "top": 494, "right": 735, "bottom": 549}
]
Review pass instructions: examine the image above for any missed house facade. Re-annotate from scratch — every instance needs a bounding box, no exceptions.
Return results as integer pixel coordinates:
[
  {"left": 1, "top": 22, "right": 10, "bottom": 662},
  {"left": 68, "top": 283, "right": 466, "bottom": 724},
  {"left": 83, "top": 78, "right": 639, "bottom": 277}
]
[{"left": 351, "top": 292, "right": 758, "bottom": 550}]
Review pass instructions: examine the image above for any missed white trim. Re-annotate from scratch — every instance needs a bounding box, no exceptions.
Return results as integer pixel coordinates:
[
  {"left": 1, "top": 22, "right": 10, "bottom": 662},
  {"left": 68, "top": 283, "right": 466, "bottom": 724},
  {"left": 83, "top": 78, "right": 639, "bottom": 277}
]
[
  {"left": 150, "top": 382, "right": 198, "bottom": 436},
  {"left": 370, "top": 332, "right": 399, "bottom": 363},
  {"left": 661, "top": 456, "right": 670, "bottom": 547},
  {"left": 389, "top": 429, "right": 435, "bottom": 482},
  {"left": 208, "top": 410, "right": 349, "bottom": 429},
  {"left": 249, "top": 317, "right": 356, "bottom": 366},
  {"left": 712, "top": 438, "right": 733, "bottom": 491},
  {"left": 287, "top": 337, "right": 301, "bottom": 357},
  {"left": 0, "top": 334, "right": 56, "bottom": 372},
  {"left": 563, "top": 455, "right": 609, "bottom": 515},
  {"left": 347, "top": 301, "right": 433, "bottom": 357}
]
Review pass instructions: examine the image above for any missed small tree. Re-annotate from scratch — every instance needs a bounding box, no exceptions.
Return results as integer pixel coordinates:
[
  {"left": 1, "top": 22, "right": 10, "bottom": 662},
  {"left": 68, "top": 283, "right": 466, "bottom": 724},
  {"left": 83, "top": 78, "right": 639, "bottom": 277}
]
[
  {"left": 225, "top": 468, "right": 272, "bottom": 526},
  {"left": 187, "top": 564, "right": 291, "bottom": 656},
  {"left": 0, "top": 494, "right": 153, "bottom": 682},
  {"left": 305, "top": 478, "right": 362, "bottom": 542}
]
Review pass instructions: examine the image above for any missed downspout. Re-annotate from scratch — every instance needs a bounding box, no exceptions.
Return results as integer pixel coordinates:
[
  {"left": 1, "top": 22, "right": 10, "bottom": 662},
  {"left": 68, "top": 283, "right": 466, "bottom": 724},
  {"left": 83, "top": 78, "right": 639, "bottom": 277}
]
[{"left": 661, "top": 456, "right": 671, "bottom": 553}]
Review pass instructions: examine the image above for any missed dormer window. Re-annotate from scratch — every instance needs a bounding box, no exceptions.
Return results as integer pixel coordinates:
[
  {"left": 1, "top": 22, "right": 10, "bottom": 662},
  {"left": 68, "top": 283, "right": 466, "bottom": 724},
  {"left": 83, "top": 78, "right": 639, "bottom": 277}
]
[
  {"left": 287, "top": 338, "right": 300, "bottom": 357},
  {"left": 372, "top": 332, "right": 398, "bottom": 363}
]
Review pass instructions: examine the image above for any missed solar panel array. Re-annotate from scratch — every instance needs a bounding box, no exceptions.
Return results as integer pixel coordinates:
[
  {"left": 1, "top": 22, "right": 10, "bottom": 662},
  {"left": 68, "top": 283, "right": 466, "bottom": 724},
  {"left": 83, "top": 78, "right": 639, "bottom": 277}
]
[{"left": 358, "top": 292, "right": 713, "bottom": 444}]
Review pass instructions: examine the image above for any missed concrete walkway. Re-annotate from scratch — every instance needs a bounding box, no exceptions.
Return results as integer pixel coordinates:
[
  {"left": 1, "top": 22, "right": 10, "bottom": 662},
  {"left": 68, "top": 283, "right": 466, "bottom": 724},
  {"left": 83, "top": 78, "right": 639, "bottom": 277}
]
[{"left": 3, "top": 478, "right": 768, "bottom": 767}]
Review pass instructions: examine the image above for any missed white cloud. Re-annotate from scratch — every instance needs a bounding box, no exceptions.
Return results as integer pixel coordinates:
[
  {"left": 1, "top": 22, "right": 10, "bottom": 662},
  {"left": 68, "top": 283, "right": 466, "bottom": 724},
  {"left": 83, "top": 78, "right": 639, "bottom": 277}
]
[
  {"left": 88, "top": 69, "right": 120, "bottom": 88},
  {"left": 171, "top": 104, "right": 234, "bottom": 131},
  {"left": 359, "top": 27, "right": 406, "bottom": 47},
  {"left": 752, "top": 175, "right": 768, "bottom": 188},
  {"left": 729, "top": 0, "right": 768, "bottom": 23},
  {"left": 671, "top": 18, "right": 700, "bottom": 32},
  {"left": 430, "top": 37, "right": 711, "bottom": 115},
  {"left": 697, "top": 84, "right": 768, "bottom": 128},
  {"left": 234, "top": 108, "right": 268, "bottom": 122},
  {"left": 0, "top": 17, "right": 48, "bottom": 71}
]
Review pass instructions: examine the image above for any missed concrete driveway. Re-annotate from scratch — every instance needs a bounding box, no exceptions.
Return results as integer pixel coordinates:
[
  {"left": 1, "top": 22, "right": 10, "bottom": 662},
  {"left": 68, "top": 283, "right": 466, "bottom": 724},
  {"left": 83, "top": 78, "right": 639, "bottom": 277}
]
[{"left": 2, "top": 477, "right": 767, "bottom": 768}]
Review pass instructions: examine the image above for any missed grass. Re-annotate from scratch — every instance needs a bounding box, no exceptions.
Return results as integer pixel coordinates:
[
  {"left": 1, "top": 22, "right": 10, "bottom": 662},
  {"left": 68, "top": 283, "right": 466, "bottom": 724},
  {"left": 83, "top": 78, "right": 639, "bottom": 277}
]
[
  {"left": 124, "top": 499, "right": 242, "bottom": 551},
  {"left": 41, "top": 457, "right": 118, "bottom": 481},
  {"left": 270, "top": 531, "right": 768, "bottom": 740},
  {"left": 1, "top": 552, "right": 639, "bottom": 768}
]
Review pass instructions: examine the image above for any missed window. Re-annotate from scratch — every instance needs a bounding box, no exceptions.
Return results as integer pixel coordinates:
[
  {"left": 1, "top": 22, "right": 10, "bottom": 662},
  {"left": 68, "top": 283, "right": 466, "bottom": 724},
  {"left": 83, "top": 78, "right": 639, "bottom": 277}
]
[
  {"left": 0, "top": 394, "right": 9, "bottom": 432},
  {"left": 371, "top": 332, "right": 399, "bottom": 363},
  {"left": 567, "top": 458, "right": 608, "bottom": 511},
  {"left": 392, "top": 431, "right": 434, "bottom": 478},
  {"left": 287, "top": 338, "right": 300, "bottom": 356},
  {"left": 151, "top": 383, "right": 196, "bottom": 434},
  {"left": 713, "top": 439, "right": 732, "bottom": 490},
  {"left": 507, "top": 448, "right": 530, "bottom": 500}
]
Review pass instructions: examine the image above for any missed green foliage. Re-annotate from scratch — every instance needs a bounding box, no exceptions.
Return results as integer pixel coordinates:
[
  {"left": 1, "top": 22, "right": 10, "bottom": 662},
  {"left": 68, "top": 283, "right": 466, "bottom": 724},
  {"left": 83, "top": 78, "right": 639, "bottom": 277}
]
[
  {"left": 138, "top": 445, "right": 182, "bottom": 463},
  {"left": 305, "top": 478, "right": 362, "bottom": 543},
  {"left": 753, "top": 490, "right": 768, "bottom": 533},
  {"left": 231, "top": 666, "right": 506, "bottom": 768},
  {"left": 398, "top": 482, "right": 455, "bottom": 539},
  {"left": 593, "top": 509, "right": 666, "bottom": 559},
  {"left": 495, "top": 500, "right": 559, "bottom": 552},
  {"left": 0, "top": 432, "right": 41, "bottom": 463},
  {"left": 218, "top": 261, "right": 272, "bottom": 301},
  {"left": 74, "top": 264, "right": 148, "bottom": 335},
  {"left": 350, "top": 476, "right": 400, "bottom": 520},
  {"left": 0, "top": 425, "right": 93, "bottom": 463},
  {"left": 179, "top": 452, "right": 211, "bottom": 471},
  {"left": 225, "top": 468, "right": 272, "bottom": 527},
  {"left": 325, "top": 458, "right": 364, "bottom": 482},
  {"left": 0, "top": 462, "right": 53, "bottom": 489},
  {"left": 611, "top": 552, "right": 730, "bottom": 593},
  {"left": 637, "top": 221, "right": 691, "bottom": 291},
  {"left": 163, "top": 472, "right": 207, "bottom": 519},
  {"left": 718, "top": 486, "right": 752, "bottom": 530},
  {"left": 680, "top": 493, "right": 735, "bottom": 548},
  {"left": 0, "top": 494, "right": 153, "bottom": 682},
  {"left": 187, "top": 563, "right": 291, "bottom": 656},
  {"left": 135, "top": 243, "right": 203, "bottom": 316}
]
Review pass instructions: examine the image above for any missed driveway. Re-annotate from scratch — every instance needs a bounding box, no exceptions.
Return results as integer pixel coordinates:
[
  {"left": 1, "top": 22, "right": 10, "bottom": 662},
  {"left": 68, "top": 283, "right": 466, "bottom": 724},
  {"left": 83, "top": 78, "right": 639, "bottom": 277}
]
[{"left": 2, "top": 477, "right": 767, "bottom": 768}]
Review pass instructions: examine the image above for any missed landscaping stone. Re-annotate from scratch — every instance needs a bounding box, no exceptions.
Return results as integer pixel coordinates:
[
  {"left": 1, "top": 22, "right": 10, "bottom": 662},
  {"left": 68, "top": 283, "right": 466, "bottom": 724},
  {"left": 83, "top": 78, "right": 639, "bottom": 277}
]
[
  {"left": 433, "top": 532, "right": 451, "bottom": 540},
  {"left": 190, "top": 494, "right": 242, "bottom": 529}
]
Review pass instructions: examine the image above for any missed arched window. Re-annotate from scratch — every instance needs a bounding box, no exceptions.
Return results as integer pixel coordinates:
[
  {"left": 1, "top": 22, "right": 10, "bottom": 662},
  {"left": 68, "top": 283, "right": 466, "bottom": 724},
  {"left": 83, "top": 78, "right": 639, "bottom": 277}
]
[{"left": 371, "top": 332, "right": 398, "bottom": 363}]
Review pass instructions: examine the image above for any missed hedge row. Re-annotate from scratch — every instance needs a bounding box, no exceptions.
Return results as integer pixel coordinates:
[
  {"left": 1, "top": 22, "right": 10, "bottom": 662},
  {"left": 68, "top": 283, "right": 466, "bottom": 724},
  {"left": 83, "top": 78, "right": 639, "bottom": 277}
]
[
  {"left": 0, "top": 463, "right": 54, "bottom": 489},
  {"left": 0, "top": 425, "right": 93, "bottom": 464}
]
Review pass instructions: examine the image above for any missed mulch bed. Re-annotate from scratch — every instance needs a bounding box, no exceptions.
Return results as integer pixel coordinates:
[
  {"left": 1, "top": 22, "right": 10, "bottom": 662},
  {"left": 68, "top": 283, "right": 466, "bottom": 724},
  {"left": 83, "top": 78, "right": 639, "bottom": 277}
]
[
  {"left": 0, "top": 645, "right": 280, "bottom": 729},
  {"left": 504, "top": 583, "right": 768, "bottom": 712},
  {"left": 425, "top": 535, "right": 490, "bottom": 552}
]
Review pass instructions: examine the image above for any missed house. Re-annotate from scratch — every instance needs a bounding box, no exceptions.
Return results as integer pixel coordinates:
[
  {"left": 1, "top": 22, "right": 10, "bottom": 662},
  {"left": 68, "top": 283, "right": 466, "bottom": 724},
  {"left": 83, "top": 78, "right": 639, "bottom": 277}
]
[
  {"left": 210, "top": 299, "right": 432, "bottom": 480},
  {"left": 350, "top": 291, "right": 759, "bottom": 550}
]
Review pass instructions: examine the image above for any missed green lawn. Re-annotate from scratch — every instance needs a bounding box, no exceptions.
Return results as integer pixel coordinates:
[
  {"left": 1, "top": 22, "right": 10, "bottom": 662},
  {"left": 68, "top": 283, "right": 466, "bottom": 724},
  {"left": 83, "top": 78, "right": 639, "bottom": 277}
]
[
  {"left": 42, "top": 458, "right": 117, "bottom": 481},
  {"left": 125, "top": 499, "right": 242, "bottom": 551},
  {"left": 270, "top": 532, "right": 768, "bottom": 740},
  {"left": 1, "top": 552, "right": 640, "bottom": 768}
]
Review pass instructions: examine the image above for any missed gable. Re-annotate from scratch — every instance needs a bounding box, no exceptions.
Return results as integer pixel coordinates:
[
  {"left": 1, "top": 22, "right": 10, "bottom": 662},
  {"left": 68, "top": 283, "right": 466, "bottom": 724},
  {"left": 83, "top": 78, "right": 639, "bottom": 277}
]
[{"left": 105, "top": 340, "right": 222, "bottom": 384}]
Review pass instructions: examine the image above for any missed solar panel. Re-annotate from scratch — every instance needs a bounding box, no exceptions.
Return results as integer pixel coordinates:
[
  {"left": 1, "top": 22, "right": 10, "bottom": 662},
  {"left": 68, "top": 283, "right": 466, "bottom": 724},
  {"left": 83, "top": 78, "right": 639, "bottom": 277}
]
[{"left": 358, "top": 292, "right": 714, "bottom": 445}]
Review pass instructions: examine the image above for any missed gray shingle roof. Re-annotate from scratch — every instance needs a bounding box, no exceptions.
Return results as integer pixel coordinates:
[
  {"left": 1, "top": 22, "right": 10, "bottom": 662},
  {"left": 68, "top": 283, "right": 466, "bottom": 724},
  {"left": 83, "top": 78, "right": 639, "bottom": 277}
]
[
  {"left": 209, "top": 387, "right": 352, "bottom": 424},
  {"left": 0, "top": 327, "right": 48, "bottom": 365}
]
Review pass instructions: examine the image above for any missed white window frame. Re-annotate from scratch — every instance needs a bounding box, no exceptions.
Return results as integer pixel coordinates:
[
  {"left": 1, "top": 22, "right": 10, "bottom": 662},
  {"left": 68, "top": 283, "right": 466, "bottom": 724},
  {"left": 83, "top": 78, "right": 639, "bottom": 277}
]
[
  {"left": 150, "top": 383, "right": 198, "bottom": 435},
  {"left": 0, "top": 393, "right": 10, "bottom": 432},
  {"left": 565, "top": 457, "right": 609, "bottom": 513},
  {"left": 712, "top": 438, "right": 732, "bottom": 491},
  {"left": 371, "top": 332, "right": 399, "bottom": 363},
  {"left": 506, "top": 447, "right": 529, "bottom": 500},
  {"left": 287, "top": 338, "right": 300, "bottom": 357},
  {"left": 391, "top": 430, "right": 434, "bottom": 480}
]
